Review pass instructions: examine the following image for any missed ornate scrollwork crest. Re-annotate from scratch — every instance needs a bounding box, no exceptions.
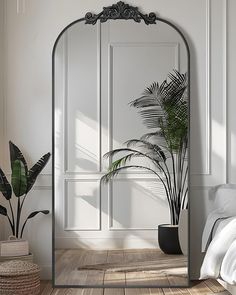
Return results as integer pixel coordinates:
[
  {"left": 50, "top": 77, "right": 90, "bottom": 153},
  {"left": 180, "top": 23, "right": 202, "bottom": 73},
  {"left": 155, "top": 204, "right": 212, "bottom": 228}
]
[{"left": 85, "top": 1, "right": 157, "bottom": 25}]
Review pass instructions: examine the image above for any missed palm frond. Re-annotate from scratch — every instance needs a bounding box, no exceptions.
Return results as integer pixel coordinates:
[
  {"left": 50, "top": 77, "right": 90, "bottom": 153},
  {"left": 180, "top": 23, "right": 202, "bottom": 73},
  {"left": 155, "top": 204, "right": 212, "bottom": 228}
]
[
  {"left": 125, "top": 139, "right": 166, "bottom": 162},
  {"left": 103, "top": 148, "right": 139, "bottom": 159},
  {"left": 104, "top": 147, "right": 165, "bottom": 170},
  {"left": 102, "top": 70, "right": 189, "bottom": 224},
  {"left": 101, "top": 165, "right": 162, "bottom": 184},
  {"left": 140, "top": 131, "right": 163, "bottom": 140},
  {"left": 109, "top": 153, "right": 142, "bottom": 171}
]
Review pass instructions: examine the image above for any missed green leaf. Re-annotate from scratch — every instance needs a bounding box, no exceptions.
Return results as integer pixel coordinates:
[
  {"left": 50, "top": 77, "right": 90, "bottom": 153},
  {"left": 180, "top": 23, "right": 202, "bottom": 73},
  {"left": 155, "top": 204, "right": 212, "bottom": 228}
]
[
  {"left": 125, "top": 139, "right": 167, "bottom": 162},
  {"left": 9, "top": 141, "right": 28, "bottom": 173},
  {"left": 11, "top": 160, "right": 27, "bottom": 197},
  {"left": 0, "top": 168, "right": 12, "bottom": 200},
  {"left": 101, "top": 165, "right": 158, "bottom": 184},
  {"left": 129, "top": 70, "right": 188, "bottom": 153},
  {"left": 20, "top": 210, "right": 49, "bottom": 238},
  {"left": 27, "top": 153, "right": 51, "bottom": 192},
  {"left": 27, "top": 210, "right": 50, "bottom": 219},
  {"left": 0, "top": 205, "right": 7, "bottom": 216}
]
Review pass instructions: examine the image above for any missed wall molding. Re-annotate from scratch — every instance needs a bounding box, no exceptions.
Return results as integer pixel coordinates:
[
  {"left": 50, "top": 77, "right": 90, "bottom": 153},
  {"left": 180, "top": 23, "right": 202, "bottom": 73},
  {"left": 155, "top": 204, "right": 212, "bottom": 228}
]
[
  {"left": 63, "top": 25, "right": 102, "bottom": 174},
  {"left": 194, "top": 0, "right": 211, "bottom": 176},
  {"left": 97, "top": 22, "right": 102, "bottom": 172},
  {"left": 107, "top": 41, "right": 179, "bottom": 231},
  {"left": 205, "top": 0, "right": 211, "bottom": 176},
  {"left": 55, "top": 237, "right": 158, "bottom": 250},
  {"left": 16, "top": 0, "right": 25, "bottom": 15},
  {"left": 108, "top": 41, "right": 180, "bottom": 159},
  {"left": 63, "top": 32, "right": 68, "bottom": 174},
  {"left": 63, "top": 179, "right": 101, "bottom": 231},
  {"left": 223, "top": 0, "right": 229, "bottom": 183},
  {"left": 192, "top": 0, "right": 228, "bottom": 187},
  {"left": 108, "top": 178, "right": 167, "bottom": 231}
]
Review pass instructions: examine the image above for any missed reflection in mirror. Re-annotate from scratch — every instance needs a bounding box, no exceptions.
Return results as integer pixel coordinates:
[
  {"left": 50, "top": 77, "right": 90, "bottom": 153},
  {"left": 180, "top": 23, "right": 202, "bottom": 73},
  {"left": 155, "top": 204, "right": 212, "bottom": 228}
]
[{"left": 53, "top": 8, "right": 189, "bottom": 288}]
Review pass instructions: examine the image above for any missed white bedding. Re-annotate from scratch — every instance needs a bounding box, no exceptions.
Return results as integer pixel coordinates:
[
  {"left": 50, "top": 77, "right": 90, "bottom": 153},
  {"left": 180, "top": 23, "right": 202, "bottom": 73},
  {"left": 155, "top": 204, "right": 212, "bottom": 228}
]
[
  {"left": 221, "top": 239, "right": 236, "bottom": 285},
  {"left": 202, "top": 184, "right": 236, "bottom": 252},
  {"left": 200, "top": 217, "right": 236, "bottom": 284}
]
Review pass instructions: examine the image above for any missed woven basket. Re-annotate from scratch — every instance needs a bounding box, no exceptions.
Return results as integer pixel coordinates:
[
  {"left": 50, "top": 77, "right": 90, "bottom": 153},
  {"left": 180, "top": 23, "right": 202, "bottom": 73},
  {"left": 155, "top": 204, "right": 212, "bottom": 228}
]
[
  {"left": 0, "top": 253, "right": 33, "bottom": 264},
  {"left": 0, "top": 237, "right": 29, "bottom": 257},
  {"left": 0, "top": 260, "right": 40, "bottom": 295}
]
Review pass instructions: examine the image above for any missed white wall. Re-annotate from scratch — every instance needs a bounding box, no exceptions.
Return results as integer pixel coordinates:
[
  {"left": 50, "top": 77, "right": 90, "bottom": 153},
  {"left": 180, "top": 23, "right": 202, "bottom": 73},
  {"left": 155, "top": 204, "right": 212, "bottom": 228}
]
[{"left": 0, "top": 0, "right": 234, "bottom": 280}]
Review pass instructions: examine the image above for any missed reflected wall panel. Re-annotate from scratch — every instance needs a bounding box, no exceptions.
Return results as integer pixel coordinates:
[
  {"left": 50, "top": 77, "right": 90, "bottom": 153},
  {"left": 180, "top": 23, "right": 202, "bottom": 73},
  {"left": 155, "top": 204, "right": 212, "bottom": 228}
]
[
  {"left": 66, "top": 24, "right": 100, "bottom": 173},
  {"left": 64, "top": 180, "right": 101, "bottom": 230},
  {"left": 110, "top": 179, "right": 169, "bottom": 230}
]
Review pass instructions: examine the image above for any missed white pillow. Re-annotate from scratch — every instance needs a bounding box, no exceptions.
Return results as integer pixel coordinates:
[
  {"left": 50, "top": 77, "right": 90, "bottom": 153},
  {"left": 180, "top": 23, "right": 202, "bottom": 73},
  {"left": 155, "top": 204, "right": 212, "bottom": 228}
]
[
  {"left": 202, "top": 184, "right": 236, "bottom": 252},
  {"left": 200, "top": 218, "right": 236, "bottom": 279},
  {"left": 213, "top": 184, "right": 236, "bottom": 214}
]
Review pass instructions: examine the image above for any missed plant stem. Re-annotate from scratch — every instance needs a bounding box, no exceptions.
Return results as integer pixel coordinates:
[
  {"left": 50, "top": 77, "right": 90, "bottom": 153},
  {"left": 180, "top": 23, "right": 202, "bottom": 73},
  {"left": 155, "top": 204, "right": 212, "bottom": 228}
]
[
  {"left": 16, "top": 197, "right": 21, "bottom": 238},
  {"left": 182, "top": 187, "right": 188, "bottom": 209},
  {"left": 181, "top": 167, "right": 188, "bottom": 209},
  {"left": 8, "top": 200, "right": 15, "bottom": 236},
  {"left": 7, "top": 214, "right": 14, "bottom": 234},
  {"left": 20, "top": 217, "right": 28, "bottom": 238},
  {"left": 20, "top": 193, "right": 27, "bottom": 211},
  {"left": 170, "top": 150, "right": 177, "bottom": 201}
]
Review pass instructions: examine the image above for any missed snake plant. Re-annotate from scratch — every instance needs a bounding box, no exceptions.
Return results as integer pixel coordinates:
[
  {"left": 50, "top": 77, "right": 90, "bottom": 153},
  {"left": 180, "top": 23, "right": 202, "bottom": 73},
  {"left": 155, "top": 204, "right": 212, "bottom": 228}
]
[
  {"left": 0, "top": 142, "right": 50, "bottom": 238},
  {"left": 102, "top": 70, "right": 188, "bottom": 225}
]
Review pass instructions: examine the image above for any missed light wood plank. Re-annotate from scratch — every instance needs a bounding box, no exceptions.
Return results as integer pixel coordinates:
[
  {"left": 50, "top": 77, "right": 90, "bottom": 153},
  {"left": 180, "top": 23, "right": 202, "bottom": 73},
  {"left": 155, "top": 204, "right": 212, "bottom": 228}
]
[
  {"left": 55, "top": 249, "right": 188, "bottom": 287},
  {"left": 187, "top": 281, "right": 213, "bottom": 295},
  {"left": 55, "top": 249, "right": 87, "bottom": 285},
  {"left": 41, "top": 280, "right": 228, "bottom": 295},
  {"left": 105, "top": 271, "right": 126, "bottom": 286},
  {"left": 125, "top": 271, "right": 167, "bottom": 286},
  {"left": 55, "top": 249, "right": 192, "bottom": 288},
  {"left": 167, "top": 272, "right": 189, "bottom": 287},
  {"left": 104, "top": 250, "right": 125, "bottom": 286},
  {"left": 125, "top": 288, "right": 150, "bottom": 295},
  {"left": 104, "top": 288, "right": 125, "bottom": 295},
  {"left": 204, "top": 279, "right": 227, "bottom": 293},
  {"left": 149, "top": 288, "right": 164, "bottom": 295},
  {"left": 82, "top": 250, "right": 107, "bottom": 286},
  {"left": 40, "top": 281, "right": 54, "bottom": 295},
  {"left": 162, "top": 288, "right": 192, "bottom": 295},
  {"left": 51, "top": 288, "right": 103, "bottom": 295},
  {"left": 162, "top": 288, "right": 190, "bottom": 295}
]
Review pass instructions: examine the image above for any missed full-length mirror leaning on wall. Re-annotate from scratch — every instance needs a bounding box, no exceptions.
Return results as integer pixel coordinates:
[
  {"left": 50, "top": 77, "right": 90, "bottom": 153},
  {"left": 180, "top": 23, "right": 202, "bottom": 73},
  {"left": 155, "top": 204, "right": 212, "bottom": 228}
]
[{"left": 53, "top": 1, "right": 190, "bottom": 288}]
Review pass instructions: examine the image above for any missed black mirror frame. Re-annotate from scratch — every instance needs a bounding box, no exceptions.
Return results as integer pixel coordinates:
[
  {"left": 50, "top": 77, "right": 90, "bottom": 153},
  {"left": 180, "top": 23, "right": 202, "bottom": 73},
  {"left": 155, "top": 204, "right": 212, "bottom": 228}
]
[{"left": 52, "top": 1, "right": 190, "bottom": 288}]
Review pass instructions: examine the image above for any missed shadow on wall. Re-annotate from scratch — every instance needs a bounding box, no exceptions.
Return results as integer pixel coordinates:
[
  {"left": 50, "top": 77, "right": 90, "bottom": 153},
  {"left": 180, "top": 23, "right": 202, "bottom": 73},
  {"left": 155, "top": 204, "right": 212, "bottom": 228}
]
[{"left": 54, "top": 105, "right": 180, "bottom": 247}]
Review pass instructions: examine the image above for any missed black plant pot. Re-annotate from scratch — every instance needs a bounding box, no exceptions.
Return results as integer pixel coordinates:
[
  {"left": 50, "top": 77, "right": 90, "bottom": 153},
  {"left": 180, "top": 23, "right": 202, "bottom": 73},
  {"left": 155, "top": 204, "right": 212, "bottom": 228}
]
[{"left": 158, "top": 224, "right": 183, "bottom": 255}]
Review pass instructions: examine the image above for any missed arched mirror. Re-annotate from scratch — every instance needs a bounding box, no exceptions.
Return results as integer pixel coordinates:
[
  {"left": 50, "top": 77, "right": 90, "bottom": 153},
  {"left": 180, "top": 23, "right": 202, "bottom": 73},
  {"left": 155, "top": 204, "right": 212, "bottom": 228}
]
[{"left": 53, "top": 1, "right": 190, "bottom": 288}]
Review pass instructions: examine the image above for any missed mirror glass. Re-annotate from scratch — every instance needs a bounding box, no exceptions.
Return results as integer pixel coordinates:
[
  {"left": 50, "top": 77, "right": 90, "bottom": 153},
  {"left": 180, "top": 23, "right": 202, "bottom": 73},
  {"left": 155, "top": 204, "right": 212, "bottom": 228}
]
[{"left": 54, "top": 16, "right": 189, "bottom": 287}]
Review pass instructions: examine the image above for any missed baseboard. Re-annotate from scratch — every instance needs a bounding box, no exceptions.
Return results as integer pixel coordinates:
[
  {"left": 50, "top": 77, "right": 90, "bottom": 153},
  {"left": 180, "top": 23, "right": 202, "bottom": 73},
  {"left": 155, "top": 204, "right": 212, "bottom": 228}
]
[
  {"left": 40, "top": 265, "right": 52, "bottom": 280},
  {"left": 55, "top": 237, "right": 159, "bottom": 249}
]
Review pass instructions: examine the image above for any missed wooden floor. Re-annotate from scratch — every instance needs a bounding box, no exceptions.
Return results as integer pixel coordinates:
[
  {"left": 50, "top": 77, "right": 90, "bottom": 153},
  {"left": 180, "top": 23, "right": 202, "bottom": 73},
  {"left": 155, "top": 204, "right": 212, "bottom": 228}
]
[
  {"left": 55, "top": 249, "right": 188, "bottom": 287},
  {"left": 39, "top": 280, "right": 229, "bottom": 294}
]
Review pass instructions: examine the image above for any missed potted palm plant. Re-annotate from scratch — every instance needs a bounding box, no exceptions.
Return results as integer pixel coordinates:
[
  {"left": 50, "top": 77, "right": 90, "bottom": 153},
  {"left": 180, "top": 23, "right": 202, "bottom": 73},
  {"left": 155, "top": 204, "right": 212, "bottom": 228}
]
[
  {"left": 0, "top": 141, "right": 50, "bottom": 260},
  {"left": 102, "top": 70, "right": 188, "bottom": 254}
]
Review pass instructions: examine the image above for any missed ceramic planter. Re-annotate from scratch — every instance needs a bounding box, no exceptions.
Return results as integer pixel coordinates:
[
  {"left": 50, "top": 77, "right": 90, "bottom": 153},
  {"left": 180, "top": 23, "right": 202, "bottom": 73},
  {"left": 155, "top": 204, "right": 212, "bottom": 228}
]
[
  {"left": 158, "top": 224, "right": 182, "bottom": 254},
  {"left": 178, "top": 209, "right": 188, "bottom": 255}
]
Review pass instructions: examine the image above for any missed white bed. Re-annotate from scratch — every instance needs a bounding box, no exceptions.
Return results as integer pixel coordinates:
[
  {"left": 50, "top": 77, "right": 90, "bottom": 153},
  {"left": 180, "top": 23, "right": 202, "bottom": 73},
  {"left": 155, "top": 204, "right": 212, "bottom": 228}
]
[{"left": 200, "top": 184, "right": 236, "bottom": 294}]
